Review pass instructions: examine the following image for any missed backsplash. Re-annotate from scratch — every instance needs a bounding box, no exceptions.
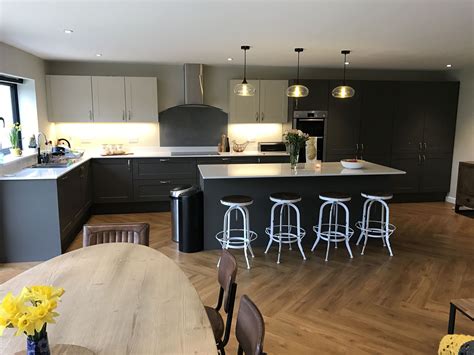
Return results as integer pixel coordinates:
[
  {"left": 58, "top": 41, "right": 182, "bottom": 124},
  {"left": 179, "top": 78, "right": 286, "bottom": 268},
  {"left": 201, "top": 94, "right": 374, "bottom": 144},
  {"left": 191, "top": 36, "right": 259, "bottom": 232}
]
[{"left": 53, "top": 122, "right": 285, "bottom": 151}]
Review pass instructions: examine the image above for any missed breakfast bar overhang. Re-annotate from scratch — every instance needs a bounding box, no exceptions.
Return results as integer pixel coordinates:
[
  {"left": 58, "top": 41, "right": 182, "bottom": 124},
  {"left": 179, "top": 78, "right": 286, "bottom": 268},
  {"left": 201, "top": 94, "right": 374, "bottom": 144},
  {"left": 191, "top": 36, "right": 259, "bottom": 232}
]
[{"left": 199, "top": 162, "right": 406, "bottom": 250}]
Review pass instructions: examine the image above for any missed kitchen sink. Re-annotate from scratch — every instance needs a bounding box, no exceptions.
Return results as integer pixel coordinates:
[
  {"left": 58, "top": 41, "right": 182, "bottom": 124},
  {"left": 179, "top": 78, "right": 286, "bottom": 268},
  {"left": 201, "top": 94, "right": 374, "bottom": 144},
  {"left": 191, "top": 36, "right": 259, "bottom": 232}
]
[{"left": 31, "top": 163, "right": 70, "bottom": 168}]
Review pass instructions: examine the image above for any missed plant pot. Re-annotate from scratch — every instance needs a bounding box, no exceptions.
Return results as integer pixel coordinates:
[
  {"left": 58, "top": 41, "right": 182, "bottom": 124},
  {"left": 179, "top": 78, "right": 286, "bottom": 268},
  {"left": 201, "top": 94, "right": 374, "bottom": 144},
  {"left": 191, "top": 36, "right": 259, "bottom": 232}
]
[
  {"left": 26, "top": 331, "right": 50, "bottom": 355},
  {"left": 9, "top": 148, "right": 22, "bottom": 157}
]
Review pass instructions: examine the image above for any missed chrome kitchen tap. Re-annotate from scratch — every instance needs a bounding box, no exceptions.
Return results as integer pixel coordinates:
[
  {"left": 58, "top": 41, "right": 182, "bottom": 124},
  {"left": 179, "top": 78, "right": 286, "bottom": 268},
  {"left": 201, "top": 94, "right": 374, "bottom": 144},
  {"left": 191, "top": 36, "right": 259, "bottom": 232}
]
[{"left": 37, "top": 132, "right": 49, "bottom": 164}]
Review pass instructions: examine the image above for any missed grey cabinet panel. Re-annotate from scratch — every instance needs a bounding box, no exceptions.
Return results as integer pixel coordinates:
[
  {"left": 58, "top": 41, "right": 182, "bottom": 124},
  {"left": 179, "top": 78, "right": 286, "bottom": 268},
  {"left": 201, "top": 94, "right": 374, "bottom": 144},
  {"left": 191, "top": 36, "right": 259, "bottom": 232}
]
[
  {"left": 420, "top": 153, "right": 453, "bottom": 192},
  {"left": 359, "top": 81, "right": 397, "bottom": 159},
  {"left": 80, "top": 161, "right": 92, "bottom": 210},
  {"left": 423, "top": 82, "right": 459, "bottom": 154},
  {"left": 326, "top": 80, "right": 362, "bottom": 158},
  {"left": 197, "top": 157, "right": 259, "bottom": 165},
  {"left": 57, "top": 167, "right": 82, "bottom": 238},
  {"left": 392, "top": 82, "right": 425, "bottom": 154},
  {"left": 390, "top": 155, "right": 421, "bottom": 193},
  {"left": 288, "top": 80, "right": 329, "bottom": 111},
  {"left": 257, "top": 156, "right": 289, "bottom": 164},
  {"left": 133, "top": 158, "right": 196, "bottom": 179},
  {"left": 92, "top": 159, "right": 133, "bottom": 203},
  {"left": 134, "top": 178, "right": 196, "bottom": 202}
]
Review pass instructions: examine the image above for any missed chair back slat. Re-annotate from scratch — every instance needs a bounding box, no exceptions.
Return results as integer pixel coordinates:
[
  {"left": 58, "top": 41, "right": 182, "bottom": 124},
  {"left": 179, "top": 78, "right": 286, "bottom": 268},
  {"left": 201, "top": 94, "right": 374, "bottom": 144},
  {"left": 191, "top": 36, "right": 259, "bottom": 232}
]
[{"left": 83, "top": 223, "right": 150, "bottom": 247}]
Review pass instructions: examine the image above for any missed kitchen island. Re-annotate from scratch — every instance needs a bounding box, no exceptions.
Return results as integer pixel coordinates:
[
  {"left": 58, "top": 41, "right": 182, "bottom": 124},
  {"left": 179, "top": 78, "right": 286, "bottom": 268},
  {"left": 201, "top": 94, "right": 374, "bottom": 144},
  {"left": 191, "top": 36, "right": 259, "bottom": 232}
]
[{"left": 198, "top": 162, "right": 405, "bottom": 250}]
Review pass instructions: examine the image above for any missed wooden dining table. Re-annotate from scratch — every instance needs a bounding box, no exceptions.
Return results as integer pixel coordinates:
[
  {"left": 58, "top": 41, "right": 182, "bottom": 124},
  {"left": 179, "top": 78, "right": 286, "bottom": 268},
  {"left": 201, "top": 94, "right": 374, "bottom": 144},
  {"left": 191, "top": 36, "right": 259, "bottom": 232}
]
[{"left": 0, "top": 243, "right": 217, "bottom": 354}]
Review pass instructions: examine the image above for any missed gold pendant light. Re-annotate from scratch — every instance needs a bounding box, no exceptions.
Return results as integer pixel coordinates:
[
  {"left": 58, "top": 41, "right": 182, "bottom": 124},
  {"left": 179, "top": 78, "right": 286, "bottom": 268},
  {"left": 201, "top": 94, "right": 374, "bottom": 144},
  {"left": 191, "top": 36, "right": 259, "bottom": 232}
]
[
  {"left": 234, "top": 45, "right": 256, "bottom": 96},
  {"left": 287, "top": 48, "right": 309, "bottom": 98},
  {"left": 332, "top": 50, "right": 355, "bottom": 99}
]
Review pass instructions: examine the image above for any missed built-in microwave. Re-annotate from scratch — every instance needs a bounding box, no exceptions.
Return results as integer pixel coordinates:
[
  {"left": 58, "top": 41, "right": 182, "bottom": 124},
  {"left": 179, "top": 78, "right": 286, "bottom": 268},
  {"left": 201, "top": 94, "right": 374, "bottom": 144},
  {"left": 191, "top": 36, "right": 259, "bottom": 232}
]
[{"left": 293, "top": 110, "right": 327, "bottom": 161}]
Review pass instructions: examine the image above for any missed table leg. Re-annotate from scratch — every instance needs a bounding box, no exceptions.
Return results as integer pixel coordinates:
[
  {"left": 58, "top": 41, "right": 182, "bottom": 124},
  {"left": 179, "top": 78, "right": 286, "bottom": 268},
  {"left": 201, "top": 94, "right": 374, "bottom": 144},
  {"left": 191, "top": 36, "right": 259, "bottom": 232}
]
[{"left": 448, "top": 303, "right": 456, "bottom": 334}]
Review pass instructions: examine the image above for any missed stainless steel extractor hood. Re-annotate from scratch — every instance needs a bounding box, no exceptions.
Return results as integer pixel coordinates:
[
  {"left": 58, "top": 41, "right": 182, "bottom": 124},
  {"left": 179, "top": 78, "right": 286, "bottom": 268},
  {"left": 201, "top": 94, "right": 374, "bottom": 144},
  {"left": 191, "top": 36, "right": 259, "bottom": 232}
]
[{"left": 184, "top": 63, "right": 204, "bottom": 105}]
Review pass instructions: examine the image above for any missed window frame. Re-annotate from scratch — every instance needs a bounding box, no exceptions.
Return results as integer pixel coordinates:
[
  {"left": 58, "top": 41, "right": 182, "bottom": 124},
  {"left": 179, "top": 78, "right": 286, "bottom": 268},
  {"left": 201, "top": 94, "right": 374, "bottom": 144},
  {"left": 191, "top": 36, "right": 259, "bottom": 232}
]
[{"left": 0, "top": 81, "right": 22, "bottom": 152}]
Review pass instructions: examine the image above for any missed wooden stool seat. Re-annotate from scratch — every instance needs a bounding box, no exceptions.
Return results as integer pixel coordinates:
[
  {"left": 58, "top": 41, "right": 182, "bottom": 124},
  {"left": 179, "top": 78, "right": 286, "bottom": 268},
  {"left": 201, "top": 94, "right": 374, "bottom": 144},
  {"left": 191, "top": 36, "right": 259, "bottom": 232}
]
[
  {"left": 269, "top": 192, "right": 301, "bottom": 203},
  {"left": 319, "top": 192, "right": 351, "bottom": 202},
  {"left": 220, "top": 195, "right": 253, "bottom": 206}
]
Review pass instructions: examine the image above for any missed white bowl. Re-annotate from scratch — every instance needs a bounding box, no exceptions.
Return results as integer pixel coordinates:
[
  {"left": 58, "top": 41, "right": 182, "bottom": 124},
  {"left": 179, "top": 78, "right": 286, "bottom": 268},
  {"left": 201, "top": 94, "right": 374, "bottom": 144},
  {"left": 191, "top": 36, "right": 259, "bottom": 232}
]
[{"left": 340, "top": 159, "right": 364, "bottom": 169}]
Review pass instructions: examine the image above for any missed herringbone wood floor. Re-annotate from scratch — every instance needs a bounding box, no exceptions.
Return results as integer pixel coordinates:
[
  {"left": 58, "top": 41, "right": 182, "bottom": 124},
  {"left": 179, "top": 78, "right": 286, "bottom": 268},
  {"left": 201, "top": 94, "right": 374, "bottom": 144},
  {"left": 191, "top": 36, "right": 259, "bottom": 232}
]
[{"left": 1, "top": 202, "right": 473, "bottom": 354}]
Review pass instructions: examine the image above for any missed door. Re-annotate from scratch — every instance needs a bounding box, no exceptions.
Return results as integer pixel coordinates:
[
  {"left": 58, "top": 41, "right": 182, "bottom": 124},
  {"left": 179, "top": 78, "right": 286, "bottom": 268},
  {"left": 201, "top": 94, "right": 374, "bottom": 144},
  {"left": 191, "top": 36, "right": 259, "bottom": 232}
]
[
  {"left": 259, "top": 80, "right": 288, "bottom": 123},
  {"left": 92, "top": 76, "right": 126, "bottom": 122},
  {"left": 288, "top": 80, "right": 329, "bottom": 111},
  {"left": 390, "top": 154, "right": 421, "bottom": 193},
  {"left": 392, "top": 82, "right": 425, "bottom": 154},
  {"left": 228, "top": 80, "right": 260, "bottom": 123},
  {"left": 125, "top": 77, "right": 159, "bottom": 122},
  {"left": 423, "top": 82, "right": 459, "bottom": 154},
  {"left": 46, "top": 75, "right": 93, "bottom": 122},
  {"left": 359, "top": 81, "right": 397, "bottom": 162},
  {"left": 92, "top": 159, "right": 133, "bottom": 203},
  {"left": 326, "top": 80, "right": 362, "bottom": 159}
]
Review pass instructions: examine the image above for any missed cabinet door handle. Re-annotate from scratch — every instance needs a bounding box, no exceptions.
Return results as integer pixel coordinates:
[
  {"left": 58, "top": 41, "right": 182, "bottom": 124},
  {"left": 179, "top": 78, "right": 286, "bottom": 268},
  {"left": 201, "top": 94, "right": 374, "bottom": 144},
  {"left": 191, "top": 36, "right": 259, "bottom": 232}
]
[
  {"left": 361, "top": 143, "right": 364, "bottom": 151},
  {"left": 419, "top": 142, "right": 422, "bottom": 150},
  {"left": 127, "top": 159, "right": 131, "bottom": 171},
  {"left": 221, "top": 158, "right": 231, "bottom": 161},
  {"left": 356, "top": 143, "right": 359, "bottom": 151},
  {"left": 422, "top": 154, "right": 426, "bottom": 163},
  {"left": 122, "top": 110, "right": 126, "bottom": 121},
  {"left": 159, "top": 180, "right": 171, "bottom": 184},
  {"left": 418, "top": 154, "right": 422, "bottom": 164},
  {"left": 89, "top": 110, "right": 93, "bottom": 121},
  {"left": 159, "top": 158, "right": 170, "bottom": 162},
  {"left": 128, "top": 110, "right": 131, "bottom": 121},
  {"left": 261, "top": 112, "right": 264, "bottom": 121},
  {"left": 423, "top": 142, "right": 427, "bottom": 150},
  {"left": 61, "top": 175, "right": 68, "bottom": 181},
  {"left": 255, "top": 112, "right": 259, "bottom": 122}
]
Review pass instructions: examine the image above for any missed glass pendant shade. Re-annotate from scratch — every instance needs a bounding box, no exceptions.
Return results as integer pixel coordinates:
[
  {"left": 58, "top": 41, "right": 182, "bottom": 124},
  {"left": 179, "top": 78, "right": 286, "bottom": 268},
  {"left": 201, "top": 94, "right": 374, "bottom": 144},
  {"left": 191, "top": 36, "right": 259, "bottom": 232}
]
[
  {"left": 234, "top": 81, "right": 256, "bottom": 96},
  {"left": 286, "top": 84, "right": 309, "bottom": 98},
  {"left": 332, "top": 85, "right": 355, "bottom": 98}
]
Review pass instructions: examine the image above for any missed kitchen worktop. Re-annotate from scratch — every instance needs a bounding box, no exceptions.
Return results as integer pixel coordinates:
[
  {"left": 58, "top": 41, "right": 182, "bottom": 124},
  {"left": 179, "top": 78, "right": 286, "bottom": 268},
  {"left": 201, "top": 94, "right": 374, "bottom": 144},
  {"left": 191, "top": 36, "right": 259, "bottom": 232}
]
[
  {"left": 198, "top": 162, "right": 406, "bottom": 179},
  {"left": 0, "top": 150, "right": 289, "bottom": 181}
]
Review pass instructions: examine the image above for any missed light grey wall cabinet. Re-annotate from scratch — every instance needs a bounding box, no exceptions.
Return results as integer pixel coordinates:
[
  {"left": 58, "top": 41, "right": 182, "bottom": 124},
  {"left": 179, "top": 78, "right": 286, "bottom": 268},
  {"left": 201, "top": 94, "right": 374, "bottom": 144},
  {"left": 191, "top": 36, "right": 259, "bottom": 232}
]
[
  {"left": 46, "top": 75, "right": 158, "bottom": 122},
  {"left": 46, "top": 75, "right": 94, "bottom": 122},
  {"left": 229, "top": 80, "right": 288, "bottom": 123}
]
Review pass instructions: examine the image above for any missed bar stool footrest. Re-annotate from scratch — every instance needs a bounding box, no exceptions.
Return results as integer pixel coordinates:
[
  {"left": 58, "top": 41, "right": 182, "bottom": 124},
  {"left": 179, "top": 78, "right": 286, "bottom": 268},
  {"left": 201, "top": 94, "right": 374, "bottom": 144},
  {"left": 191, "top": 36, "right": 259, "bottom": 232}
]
[
  {"left": 215, "top": 229, "right": 258, "bottom": 249},
  {"left": 265, "top": 225, "right": 306, "bottom": 244},
  {"left": 355, "top": 220, "right": 396, "bottom": 238},
  {"left": 312, "top": 224, "right": 354, "bottom": 242}
]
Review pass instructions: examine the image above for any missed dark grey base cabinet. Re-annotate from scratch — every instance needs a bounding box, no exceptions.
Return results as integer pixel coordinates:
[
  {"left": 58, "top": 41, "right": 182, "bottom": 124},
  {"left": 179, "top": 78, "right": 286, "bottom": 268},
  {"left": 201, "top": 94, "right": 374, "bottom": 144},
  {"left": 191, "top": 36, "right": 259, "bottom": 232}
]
[{"left": 92, "top": 158, "right": 133, "bottom": 203}]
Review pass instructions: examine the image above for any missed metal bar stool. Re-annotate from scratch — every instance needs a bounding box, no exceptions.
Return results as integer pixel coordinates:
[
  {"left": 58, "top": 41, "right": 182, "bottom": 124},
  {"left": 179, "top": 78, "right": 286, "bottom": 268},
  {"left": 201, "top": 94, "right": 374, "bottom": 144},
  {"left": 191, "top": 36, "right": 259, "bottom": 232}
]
[
  {"left": 312, "top": 192, "right": 354, "bottom": 261},
  {"left": 355, "top": 192, "right": 396, "bottom": 256},
  {"left": 264, "top": 192, "right": 306, "bottom": 264},
  {"left": 215, "top": 195, "right": 257, "bottom": 269}
]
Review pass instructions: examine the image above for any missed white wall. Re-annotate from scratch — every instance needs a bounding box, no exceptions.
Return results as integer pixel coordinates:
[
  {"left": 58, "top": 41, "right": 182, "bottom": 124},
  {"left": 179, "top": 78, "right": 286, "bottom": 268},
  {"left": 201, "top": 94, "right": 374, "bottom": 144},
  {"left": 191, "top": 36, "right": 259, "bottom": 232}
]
[
  {"left": 447, "top": 65, "right": 474, "bottom": 201},
  {"left": 0, "top": 42, "right": 51, "bottom": 144}
]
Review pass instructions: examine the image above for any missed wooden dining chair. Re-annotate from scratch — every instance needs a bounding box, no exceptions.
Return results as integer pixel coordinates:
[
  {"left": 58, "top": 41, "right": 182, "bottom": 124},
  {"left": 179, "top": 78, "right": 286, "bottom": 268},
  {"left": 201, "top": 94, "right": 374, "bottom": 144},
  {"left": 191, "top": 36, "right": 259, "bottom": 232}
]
[
  {"left": 205, "top": 249, "right": 238, "bottom": 355},
  {"left": 83, "top": 223, "right": 150, "bottom": 247},
  {"left": 236, "top": 295, "right": 266, "bottom": 355}
]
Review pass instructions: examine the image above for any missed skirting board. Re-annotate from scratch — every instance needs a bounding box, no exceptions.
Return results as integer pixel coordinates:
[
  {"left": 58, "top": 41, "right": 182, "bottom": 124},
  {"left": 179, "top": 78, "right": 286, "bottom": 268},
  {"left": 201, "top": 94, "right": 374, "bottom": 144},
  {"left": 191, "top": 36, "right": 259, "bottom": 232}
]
[{"left": 445, "top": 195, "right": 455, "bottom": 204}]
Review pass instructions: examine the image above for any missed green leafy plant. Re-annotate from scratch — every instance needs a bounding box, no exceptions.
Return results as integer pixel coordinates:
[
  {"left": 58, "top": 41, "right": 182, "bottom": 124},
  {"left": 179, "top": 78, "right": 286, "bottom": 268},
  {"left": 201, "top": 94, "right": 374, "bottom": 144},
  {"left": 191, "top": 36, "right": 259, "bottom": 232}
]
[{"left": 9, "top": 123, "right": 21, "bottom": 149}]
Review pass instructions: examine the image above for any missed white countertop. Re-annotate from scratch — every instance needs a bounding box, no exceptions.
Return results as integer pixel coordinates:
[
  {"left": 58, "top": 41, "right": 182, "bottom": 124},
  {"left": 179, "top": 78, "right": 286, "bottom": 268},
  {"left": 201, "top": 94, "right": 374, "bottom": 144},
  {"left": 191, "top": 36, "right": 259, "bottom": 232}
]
[
  {"left": 0, "top": 150, "right": 289, "bottom": 181},
  {"left": 198, "top": 162, "right": 406, "bottom": 179}
]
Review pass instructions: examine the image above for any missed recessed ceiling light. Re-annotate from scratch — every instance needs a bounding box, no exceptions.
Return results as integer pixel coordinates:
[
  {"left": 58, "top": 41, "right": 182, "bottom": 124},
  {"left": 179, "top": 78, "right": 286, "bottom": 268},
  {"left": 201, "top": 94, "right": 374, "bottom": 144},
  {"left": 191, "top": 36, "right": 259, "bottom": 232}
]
[
  {"left": 344, "top": 61, "right": 350, "bottom": 65},
  {"left": 227, "top": 57, "right": 233, "bottom": 61},
  {"left": 446, "top": 64, "right": 452, "bottom": 68},
  {"left": 95, "top": 53, "right": 102, "bottom": 57},
  {"left": 64, "top": 29, "right": 74, "bottom": 34}
]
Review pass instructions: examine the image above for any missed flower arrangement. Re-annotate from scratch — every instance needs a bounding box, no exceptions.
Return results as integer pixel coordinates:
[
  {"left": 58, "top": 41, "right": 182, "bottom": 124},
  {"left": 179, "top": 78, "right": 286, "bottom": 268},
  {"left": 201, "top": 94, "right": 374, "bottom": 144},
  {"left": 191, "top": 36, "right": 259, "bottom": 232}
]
[
  {"left": 9, "top": 122, "right": 22, "bottom": 156},
  {"left": 283, "top": 129, "right": 309, "bottom": 168},
  {"left": 0, "top": 285, "right": 64, "bottom": 353}
]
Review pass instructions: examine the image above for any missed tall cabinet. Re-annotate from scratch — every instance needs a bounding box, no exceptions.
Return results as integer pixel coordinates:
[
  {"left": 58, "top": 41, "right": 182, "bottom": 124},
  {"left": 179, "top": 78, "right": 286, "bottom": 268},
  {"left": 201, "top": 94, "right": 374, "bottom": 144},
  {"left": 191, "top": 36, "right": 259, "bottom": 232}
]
[{"left": 229, "top": 80, "right": 288, "bottom": 123}]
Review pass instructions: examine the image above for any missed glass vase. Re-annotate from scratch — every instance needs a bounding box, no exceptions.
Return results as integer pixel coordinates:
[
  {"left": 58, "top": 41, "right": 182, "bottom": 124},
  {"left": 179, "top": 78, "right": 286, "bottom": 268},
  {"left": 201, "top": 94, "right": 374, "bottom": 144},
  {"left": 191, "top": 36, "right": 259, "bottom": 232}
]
[
  {"left": 26, "top": 331, "right": 50, "bottom": 355},
  {"left": 288, "top": 143, "right": 300, "bottom": 169}
]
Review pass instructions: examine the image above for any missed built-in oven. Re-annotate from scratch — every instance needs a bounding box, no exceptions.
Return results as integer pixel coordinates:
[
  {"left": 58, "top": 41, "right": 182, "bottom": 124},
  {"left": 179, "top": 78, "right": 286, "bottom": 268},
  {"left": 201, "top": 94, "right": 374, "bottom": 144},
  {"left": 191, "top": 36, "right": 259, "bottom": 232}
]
[{"left": 293, "top": 110, "right": 327, "bottom": 161}]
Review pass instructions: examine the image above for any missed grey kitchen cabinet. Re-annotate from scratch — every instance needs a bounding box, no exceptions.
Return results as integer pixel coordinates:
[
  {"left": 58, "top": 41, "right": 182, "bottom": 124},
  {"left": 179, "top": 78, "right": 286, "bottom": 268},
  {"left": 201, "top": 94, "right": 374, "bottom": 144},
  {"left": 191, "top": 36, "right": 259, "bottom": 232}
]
[
  {"left": 92, "top": 76, "right": 127, "bottom": 122},
  {"left": 390, "top": 154, "right": 421, "bottom": 193},
  {"left": 134, "top": 178, "right": 195, "bottom": 202},
  {"left": 288, "top": 79, "right": 329, "bottom": 111},
  {"left": 229, "top": 80, "right": 288, "bottom": 123},
  {"left": 358, "top": 81, "right": 398, "bottom": 163},
  {"left": 325, "top": 80, "right": 362, "bottom": 160},
  {"left": 46, "top": 75, "right": 94, "bottom": 122},
  {"left": 57, "top": 167, "right": 82, "bottom": 240},
  {"left": 257, "top": 155, "right": 289, "bottom": 163},
  {"left": 92, "top": 158, "right": 133, "bottom": 203},
  {"left": 125, "top": 77, "right": 159, "bottom": 122}
]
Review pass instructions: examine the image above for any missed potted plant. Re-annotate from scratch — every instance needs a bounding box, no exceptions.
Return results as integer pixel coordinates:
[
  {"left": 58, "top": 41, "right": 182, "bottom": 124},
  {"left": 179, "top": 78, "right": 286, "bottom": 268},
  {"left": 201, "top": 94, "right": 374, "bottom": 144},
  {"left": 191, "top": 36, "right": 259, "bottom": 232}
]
[
  {"left": 0, "top": 285, "right": 65, "bottom": 355},
  {"left": 9, "top": 122, "right": 22, "bottom": 156},
  {"left": 283, "top": 129, "right": 309, "bottom": 169}
]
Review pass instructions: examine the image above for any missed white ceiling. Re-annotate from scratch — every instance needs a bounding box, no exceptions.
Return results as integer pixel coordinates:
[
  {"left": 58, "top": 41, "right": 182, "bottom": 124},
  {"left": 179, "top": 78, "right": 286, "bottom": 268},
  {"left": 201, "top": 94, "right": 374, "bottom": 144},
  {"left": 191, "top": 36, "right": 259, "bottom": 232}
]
[{"left": 0, "top": 0, "right": 473, "bottom": 70}]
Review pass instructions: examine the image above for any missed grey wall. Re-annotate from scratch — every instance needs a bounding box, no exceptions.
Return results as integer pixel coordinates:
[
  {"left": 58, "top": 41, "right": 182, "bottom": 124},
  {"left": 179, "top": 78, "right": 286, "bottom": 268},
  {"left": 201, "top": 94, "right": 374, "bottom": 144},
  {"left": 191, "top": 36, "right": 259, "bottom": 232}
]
[
  {"left": 46, "top": 60, "right": 452, "bottom": 113},
  {"left": 446, "top": 65, "right": 474, "bottom": 200}
]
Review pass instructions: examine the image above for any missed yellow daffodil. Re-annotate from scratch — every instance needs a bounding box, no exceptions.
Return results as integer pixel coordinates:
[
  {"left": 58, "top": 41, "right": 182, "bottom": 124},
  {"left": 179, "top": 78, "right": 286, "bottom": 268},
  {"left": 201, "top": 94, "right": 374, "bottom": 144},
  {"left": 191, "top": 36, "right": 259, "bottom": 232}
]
[
  {"left": 15, "top": 314, "right": 36, "bottom": 336},
  {"left": 0, "top": 293, "right": 25, "bottom": 327}
]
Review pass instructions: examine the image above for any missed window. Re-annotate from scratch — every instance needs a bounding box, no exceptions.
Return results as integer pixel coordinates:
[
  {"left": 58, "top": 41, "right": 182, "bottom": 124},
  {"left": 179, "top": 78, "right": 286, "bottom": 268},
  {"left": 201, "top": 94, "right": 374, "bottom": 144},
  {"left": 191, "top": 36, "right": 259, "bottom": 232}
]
[{"left": 0, "top": 82, "right": 21, "bottom": 152}]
